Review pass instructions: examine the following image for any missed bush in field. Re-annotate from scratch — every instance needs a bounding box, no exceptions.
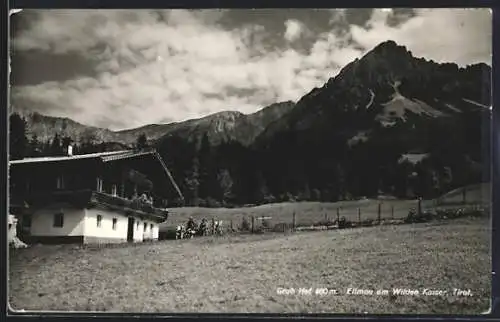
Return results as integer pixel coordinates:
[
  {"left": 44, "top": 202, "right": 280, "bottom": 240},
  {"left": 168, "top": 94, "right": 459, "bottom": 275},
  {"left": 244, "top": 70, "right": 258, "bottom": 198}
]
[
  {"left": 261, "top": 219, "right": 271, "bottom": 229},
  {"left": 240, "top": 217, "right": 251, "bottom": 232},
  {"left": 314, "top": 220, "right": 335, "bottom": 227},
  {"left": 206, "top": 197, "right": 222, "bottom": 208},
  {"left": 272, "top": 222, "right": 294, "bottom": 232},
  {"left": 406, "top": 206, "right": 486, "bottom": 223},
  {"left": 405, "top": 208, "right": 435, "bottom": 223},
  {"left": 359, "top": 219, "right": 375, "bottom": 227}
]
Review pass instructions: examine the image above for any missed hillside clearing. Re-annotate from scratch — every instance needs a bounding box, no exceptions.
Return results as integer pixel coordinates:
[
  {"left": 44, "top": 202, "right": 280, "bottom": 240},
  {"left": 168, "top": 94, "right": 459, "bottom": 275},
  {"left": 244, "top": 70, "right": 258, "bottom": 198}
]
[
  {"left": 162, "top": 183, "right": 490, "bottom": 230},
  {"left": 9, "top": 217, "right": 490, "bottom": 314}
]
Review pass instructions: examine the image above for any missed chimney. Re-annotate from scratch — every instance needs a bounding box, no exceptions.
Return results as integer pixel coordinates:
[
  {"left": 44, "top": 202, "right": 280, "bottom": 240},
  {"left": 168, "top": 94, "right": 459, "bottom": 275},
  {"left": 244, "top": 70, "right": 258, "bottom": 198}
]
[{"left": 67, "top": 144, "right": 73, "bottom": 156}]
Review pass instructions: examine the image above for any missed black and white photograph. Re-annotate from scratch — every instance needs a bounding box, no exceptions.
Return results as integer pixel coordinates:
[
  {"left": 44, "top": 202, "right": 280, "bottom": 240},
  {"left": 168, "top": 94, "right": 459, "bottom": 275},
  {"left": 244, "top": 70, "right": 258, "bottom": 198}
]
[{"left": 8, "top": 8, "right": 492, "bottom": 314}]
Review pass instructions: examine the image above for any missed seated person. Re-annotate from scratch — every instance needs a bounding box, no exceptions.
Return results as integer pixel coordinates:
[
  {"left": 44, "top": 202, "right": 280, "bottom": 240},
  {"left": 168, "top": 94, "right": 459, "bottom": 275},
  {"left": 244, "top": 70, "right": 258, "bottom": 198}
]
[
  {"left": 186, "top": 217, "right": 197, "bottom": 231},
  {"left": 139, "top": 192, "right": 148, "bottom": 202}
]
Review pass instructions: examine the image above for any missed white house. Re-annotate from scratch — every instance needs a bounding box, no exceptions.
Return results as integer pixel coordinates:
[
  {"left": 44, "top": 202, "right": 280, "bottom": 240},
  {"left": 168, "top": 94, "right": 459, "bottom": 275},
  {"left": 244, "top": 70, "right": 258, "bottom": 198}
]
[{"left": 9, "top": 149, "right": 184, "bottom": 244}]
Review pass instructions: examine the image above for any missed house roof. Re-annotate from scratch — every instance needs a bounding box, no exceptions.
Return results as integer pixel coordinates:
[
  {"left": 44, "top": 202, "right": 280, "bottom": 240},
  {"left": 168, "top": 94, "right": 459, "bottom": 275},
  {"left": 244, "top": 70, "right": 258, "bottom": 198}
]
[
  {"left": 9, "top": 150, "right": 132, "bottom": 165},
  {"left": 100, "top": 150, "right": 156, "bottom": 162},
  {"left": 9, "top": 149, "right": 185, "bottom": 201}
]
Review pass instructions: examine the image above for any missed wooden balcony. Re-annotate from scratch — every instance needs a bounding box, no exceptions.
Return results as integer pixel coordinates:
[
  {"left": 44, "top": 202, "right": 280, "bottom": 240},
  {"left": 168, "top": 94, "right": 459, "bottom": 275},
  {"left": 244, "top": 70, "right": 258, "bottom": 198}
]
[{"left": 22, "top": 189, "right": 169, "bottom": 222}]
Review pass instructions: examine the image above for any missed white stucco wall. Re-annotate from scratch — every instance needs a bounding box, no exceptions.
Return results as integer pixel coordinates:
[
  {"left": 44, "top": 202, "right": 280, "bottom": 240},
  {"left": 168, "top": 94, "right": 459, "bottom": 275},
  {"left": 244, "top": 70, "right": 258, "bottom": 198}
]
[
  {"left": 30, "top": 204, "right": 85, "bottom": 237},
  {"left": 152, "top": 224, "right": 159, "bottom": 240},
  {"left": 133, "top": 218, "right": 144, "bottom": 242},
  {"left": 29, "top": 203, "right": 160, "bottom": 242},
  {"left": 83, "top": 209, "right": 159, "bottom": 241},
  {"left": 84, "top": 208, "right": 129, "bottom": 240},
  {"left": 133, "top": 219, "right": 159, "bottom": 241}
]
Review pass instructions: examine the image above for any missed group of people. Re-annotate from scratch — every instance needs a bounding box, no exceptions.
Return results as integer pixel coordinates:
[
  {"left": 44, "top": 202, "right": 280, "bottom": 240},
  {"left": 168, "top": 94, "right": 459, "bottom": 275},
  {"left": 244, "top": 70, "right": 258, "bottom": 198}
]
[
  {"left": 129, "top": 191, "right": 154, "bottom": 206},
  {"left": 176, "top": 217, "right": 223, "bottom": 239}
]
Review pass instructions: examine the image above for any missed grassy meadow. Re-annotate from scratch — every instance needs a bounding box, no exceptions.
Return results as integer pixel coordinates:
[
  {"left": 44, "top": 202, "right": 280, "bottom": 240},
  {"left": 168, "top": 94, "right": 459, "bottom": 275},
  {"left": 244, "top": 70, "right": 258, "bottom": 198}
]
[
  {"left": 9, "top": 217, "right": 490, "bottom": 314},
  {"left": 161, "top": 183, "right": 490, "bottom": 231}
]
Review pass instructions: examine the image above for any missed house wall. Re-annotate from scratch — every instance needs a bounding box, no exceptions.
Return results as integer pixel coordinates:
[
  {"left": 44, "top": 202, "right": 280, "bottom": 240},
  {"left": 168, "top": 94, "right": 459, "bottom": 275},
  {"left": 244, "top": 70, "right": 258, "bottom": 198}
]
[
  {"left": 30, "top": 204, "right": 85, "bottom": 237},
  {"left": 83, "top": 208, "right": 160, "bottom": 243},
  {"left": 22, "top": 202, "right": 160, "bottom": 244},
  {"left": 133, "top": 218, "right": 159, "bottom": 241},
  {"left": 83, "top": 208, "right": 128, "bottom": 243}
]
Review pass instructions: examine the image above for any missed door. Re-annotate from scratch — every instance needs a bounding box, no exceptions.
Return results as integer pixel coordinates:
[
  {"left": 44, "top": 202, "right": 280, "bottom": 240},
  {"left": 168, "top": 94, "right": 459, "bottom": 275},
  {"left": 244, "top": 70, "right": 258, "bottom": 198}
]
[{"left": 127, "top": 217, "right": 134, "bottom": 242}]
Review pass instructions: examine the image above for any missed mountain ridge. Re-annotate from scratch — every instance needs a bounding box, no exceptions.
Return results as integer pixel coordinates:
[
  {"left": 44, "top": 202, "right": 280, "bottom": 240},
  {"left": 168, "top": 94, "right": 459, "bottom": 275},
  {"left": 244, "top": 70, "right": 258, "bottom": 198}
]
[{"left": 11, "top": 39, "right": 491, "bottom": 206}]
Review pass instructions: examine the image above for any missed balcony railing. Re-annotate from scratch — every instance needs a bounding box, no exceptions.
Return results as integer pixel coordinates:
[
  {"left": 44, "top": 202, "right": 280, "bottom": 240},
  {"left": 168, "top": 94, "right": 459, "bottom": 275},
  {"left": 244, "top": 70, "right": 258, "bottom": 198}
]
[
  {"left": 90, "top": 191, "right": 168, "bottom": 219},
  {"left": 22, "top": 189, "right": 168, "bottom": 220}
]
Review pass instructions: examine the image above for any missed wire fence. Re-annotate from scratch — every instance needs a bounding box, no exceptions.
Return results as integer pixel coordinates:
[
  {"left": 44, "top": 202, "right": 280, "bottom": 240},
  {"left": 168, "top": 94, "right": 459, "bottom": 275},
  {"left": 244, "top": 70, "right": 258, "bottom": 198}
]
[{"left": 161, "top": 194, "right": 489, "bottom": 238}]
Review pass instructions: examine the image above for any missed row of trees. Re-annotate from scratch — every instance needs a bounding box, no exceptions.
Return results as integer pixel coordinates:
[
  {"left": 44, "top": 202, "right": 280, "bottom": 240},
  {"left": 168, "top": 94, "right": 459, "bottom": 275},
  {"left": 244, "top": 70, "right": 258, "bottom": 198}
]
[
  {"left": 10, "top": 108, "right": 488, "bottom": 208},
  {"left": 9, "top": 113, "right": 127, "bottom": 160}
]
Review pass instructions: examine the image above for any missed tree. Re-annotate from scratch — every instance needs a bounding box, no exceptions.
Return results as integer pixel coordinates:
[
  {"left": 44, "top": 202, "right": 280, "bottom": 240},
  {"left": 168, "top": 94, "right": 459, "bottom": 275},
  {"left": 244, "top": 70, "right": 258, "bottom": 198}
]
[
  {"left": 136, "top": 133, "right": 148, "bottom": 150},
  {"left": 61, "top": 136, "right": 73, "bottom": 154},
  {"left": 217, "top": 169, "right": 234, "bottom": 203},
  {"left": 198, "top": 134, "right": 217, "bottom": 199},
  {"left": 184, "top": 157, "right": 201, "bottom": 206},
  {"left": 80, "top": 134, "right": 99, "bottom": 154},
  {"left": 28, "top": 134, "right": 40, "bottom": 157},
  {"left": 255, "top": 171, "right": 270, "bottom": 203},
  {"left": 9, "top": 113, "right": 27, "bottom": 160},
  {"left": 50, "top": 133, "right": 62, "bottom": 156}
]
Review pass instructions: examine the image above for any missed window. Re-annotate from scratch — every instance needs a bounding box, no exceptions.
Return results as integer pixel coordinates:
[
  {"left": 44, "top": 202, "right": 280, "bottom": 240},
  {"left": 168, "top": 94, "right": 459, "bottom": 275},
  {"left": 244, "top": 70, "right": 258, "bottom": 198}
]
[
  {"left": 112, "top": 218, "right": 117, "bottom": 230},
  {"left": 56, "top": 175, "right": 65, "bottom": 189},
  {"left": 96, "top": 215, "right": 102, "bottom": 228},
  {"left": 136, "top": 221, "right": 140, "bottom": 230},
  {"left": 111, "top": 184, "right": 117, "bottom": 196},
  {"left": 53, "top": 213, "right": 64, "bottom": 228},
  {"left": 143, "top": 222, "right": 147, "bottom": 232},
  {"left": 96, "top": 177, "right": 103, "bottom": 192},
  {"left": 150, "top": 224, "right": 153, "bottom": 231}
]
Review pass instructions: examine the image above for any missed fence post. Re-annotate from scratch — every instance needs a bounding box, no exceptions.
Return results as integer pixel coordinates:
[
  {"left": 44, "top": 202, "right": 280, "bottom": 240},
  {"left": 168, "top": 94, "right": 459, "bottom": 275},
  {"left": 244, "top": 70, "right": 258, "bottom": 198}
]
[
  {"left": 391, "top": 205, "right": 394, "bottom": 219},
  {"left": 230, "top": 219, "right": 233, "bottom": 232},
  {"left": 324, "top": 213, "right": 327, "bottom": 223},
  {"left": 358, "top": 208, "right": 361, "bottom": 224},
  {"left": 251, "top": 216, "right": 255, "bottom": 233},
  {"left": 417, "top": 198, "right": 422, "bottom": 216},
  {"left": 336, "top": 208, "right": 340, "bottom": 223},
  {"left": 377, "top": 202, "right": 381, "bottom": 224},
  {"left": 292, "top": 212, "right": 296, "bottom": 231},
  {"left": 462, "top": 187, "right": 467, "bottom": 205}
]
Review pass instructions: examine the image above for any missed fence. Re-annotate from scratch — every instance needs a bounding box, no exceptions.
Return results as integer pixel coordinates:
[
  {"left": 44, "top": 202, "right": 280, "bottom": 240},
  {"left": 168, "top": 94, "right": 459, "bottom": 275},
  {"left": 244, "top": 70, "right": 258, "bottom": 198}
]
[
  {"left": 235, "top": 200, "right": 414, "bottom": 233},
  {"left": 159, "top": 195, "right": 489, "bottom": 238},
  {"left": 220, "top": 198, "right": 487, "bottom": 233}
]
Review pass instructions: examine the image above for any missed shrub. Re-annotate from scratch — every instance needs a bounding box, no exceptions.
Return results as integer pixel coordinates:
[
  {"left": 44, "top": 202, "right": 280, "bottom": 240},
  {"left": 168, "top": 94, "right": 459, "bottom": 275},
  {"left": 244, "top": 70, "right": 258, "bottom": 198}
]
[
  {"left": 338, "top": 216, "right": 354, "bottom": 229},
  {"left": 405, "top": 208, "right": 435, "bottom": 223},
  {"left": 405, "top": 206, "right": 486, "bottom": 223},
  {"left": 272, "top": 222, "right": 293, "bottom": 232},
  {"left": 206, "top": 197, "right": 221, "bottom": 208},
  {"left": 240, "top": 217, "right": 251, "bottom": 232},
  {"left": 261, "top": 219, "right": 271, "bottom": 229},
  {"left": 359, "top": 219, "right": 375, "bottom": 227},
  {"left": 314, "top": 220, "right": 335, "bottom": 227}
]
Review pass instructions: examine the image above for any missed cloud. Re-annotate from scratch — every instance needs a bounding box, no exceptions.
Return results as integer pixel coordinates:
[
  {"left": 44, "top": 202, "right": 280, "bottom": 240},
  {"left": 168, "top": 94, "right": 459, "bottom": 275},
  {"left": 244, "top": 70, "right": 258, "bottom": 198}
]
[
  {"left": 284, "top": 19, "right": 304, "bottom": 42},
  {"left": 350, "top": 8, "right": 492, "bottom": 66},
  {"left": 11, "top": 9, "right": 492, "bottom": 130}
]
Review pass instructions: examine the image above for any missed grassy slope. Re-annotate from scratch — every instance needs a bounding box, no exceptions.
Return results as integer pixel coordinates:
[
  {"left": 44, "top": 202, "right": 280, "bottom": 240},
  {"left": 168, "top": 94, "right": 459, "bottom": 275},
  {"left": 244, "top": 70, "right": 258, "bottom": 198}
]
[
  {"left": 9, "top": 218, "right": 490, "bottom": 314},
  {"left": 163, "top": 199, "right": 419, "bottom": 230},
  {"left": 162, "top": 183, "right": 490, "bottom": 230}
]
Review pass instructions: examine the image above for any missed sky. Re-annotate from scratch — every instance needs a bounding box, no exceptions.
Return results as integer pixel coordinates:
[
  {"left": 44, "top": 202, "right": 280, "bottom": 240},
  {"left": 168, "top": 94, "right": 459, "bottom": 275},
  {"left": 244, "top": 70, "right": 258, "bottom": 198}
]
[{"left": 10, "top": 8, "right": 492, "bottom": 131}]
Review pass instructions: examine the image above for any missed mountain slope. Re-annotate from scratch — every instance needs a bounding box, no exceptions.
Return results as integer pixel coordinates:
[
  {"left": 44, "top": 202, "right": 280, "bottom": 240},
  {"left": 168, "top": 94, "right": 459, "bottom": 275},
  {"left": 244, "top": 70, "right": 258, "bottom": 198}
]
[
  {"left": 155, "top": 101, "right": 295, "bottom": 147},
  {"left": 19, "top": 101, "right": 295, "bottom": 147},
  {"left": 14, "top": 40, "right": 491, "bottom": 206},
  {"left": 255, "top": 40, "right": 490, "bottom": 145}
]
